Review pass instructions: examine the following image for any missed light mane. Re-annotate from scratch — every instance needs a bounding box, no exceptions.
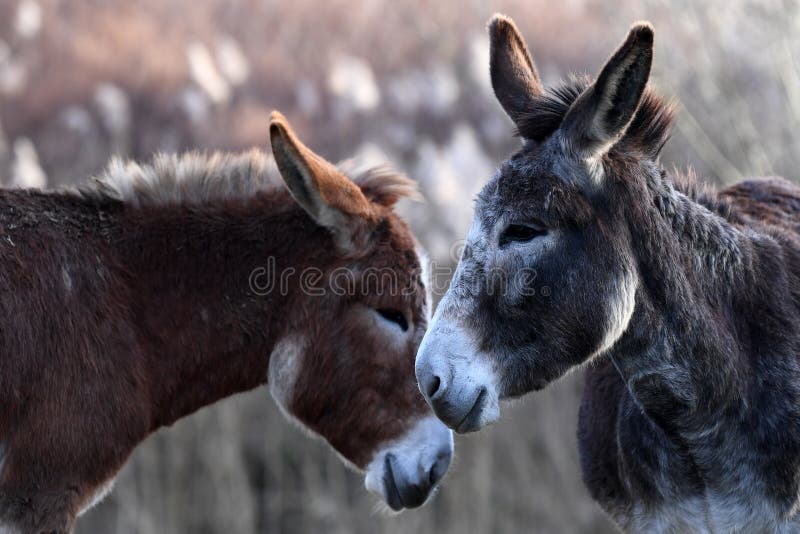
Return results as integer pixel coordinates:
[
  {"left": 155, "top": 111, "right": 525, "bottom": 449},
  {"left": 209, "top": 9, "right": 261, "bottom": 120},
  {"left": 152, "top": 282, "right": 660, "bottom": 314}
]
[{"left": 84, "top": 149, "right": 419, "bottom": 208}]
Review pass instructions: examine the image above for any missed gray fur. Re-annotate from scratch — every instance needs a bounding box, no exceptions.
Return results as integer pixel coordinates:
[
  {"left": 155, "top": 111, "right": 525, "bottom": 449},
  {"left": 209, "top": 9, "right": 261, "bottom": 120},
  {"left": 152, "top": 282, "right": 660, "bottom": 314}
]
[{"left": 417, "top": 17, "right": 800, "bottom": 531}]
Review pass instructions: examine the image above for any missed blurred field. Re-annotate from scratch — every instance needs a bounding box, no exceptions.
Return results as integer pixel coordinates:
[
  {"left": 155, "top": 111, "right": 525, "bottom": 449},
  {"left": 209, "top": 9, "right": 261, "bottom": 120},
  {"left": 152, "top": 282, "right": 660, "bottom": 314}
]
[{"left": 1, "top": 0, "right": 798, "bottom": 532}]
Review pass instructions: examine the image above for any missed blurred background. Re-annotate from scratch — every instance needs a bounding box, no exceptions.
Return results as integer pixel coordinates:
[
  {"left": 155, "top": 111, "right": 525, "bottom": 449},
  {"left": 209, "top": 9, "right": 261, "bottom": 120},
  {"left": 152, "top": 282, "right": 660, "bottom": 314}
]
[{"left": 1, "top": 0, "right": 798, "bottom": 532}]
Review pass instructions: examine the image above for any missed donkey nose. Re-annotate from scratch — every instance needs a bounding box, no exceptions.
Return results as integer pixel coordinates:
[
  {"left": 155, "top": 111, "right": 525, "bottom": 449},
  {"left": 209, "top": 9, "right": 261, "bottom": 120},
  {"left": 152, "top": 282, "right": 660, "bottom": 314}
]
[{"left": 417, "top": 363, "right": 449, "bottom": 402}]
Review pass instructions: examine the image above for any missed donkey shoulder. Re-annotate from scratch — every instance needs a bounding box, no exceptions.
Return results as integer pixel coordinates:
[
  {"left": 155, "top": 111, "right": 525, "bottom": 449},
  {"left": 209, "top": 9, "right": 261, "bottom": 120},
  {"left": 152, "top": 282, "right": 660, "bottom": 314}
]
[{"left": 0, "top": 188, "right": 129, "bottom": 399}]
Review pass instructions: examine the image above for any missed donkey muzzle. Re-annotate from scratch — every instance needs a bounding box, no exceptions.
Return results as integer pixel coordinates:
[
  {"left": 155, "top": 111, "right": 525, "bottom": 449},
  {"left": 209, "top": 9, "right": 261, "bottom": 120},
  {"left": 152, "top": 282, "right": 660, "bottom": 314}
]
[
  {"left": 415, "top": 320, "right": 500, "bottom": 433},
  {"left": 364, "top": 416, "right": 453, "bottom": 511}
]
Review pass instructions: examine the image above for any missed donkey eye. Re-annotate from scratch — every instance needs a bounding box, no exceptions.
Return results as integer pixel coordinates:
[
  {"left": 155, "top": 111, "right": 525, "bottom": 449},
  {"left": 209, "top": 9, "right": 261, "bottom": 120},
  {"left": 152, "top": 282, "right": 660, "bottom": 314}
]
[
  {"left": 376, "top": 308, "right": 409, "bottom": 331},
  {"left": 499, "top": 223, "right": 547, "bottom": 246}
]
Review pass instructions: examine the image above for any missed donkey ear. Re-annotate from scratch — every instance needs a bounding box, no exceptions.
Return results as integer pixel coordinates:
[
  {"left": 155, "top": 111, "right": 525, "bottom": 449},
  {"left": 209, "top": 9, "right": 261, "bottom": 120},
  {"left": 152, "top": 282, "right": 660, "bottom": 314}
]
[
  {"left": 560, "top": 22, "right": 653, "bottom": 159},
  {"left": 269, "top": 111, "right": 374, "bottom": 252},
  {"left": 488, "top": 14, "right": 544, "bottom": 124}
]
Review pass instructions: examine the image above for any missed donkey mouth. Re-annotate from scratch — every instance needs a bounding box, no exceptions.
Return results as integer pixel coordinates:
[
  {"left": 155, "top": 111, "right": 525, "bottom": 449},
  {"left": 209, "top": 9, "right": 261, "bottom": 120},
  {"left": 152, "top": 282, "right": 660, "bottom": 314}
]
[
  {"left": 384, "top": 454, "right": 406, "bottom": 511},
  {"left": 456, "top": 387, "right": 487, "bottom": 433},
  {"left": 383, "top": 453, "right": 432, "bottom": 511}
]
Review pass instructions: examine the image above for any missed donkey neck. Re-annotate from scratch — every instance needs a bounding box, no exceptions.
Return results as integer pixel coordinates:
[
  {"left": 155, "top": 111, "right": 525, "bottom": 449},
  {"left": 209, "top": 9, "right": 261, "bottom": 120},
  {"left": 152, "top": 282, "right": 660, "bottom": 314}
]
[
  {"left": 112, "top": 193, "right": 337, "bottom": 430},
  {"left": 593, "top": 172, "right": 800, "bottom": 522},
  {"left": 646, "top": 172, "right": 746, "bottom": 288},
  {"left": 608, "top": 171, "right": 756, "bottom": 427}
]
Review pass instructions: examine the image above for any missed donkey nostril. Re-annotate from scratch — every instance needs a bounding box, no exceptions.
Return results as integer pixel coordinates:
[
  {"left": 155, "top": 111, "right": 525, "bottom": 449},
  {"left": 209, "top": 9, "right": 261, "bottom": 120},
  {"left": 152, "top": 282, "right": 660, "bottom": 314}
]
[
  {"left": 427, "top": 375, "right": 442, "bottom": 399},
  {"left": 428, "top": 465, "right": 438, "bottom": 487},
  {"left": 428, "top": 453, "right": 450, "bottom": 487},
  {"left": 417, "top": 360, "right": 449, "bottom": 402}
]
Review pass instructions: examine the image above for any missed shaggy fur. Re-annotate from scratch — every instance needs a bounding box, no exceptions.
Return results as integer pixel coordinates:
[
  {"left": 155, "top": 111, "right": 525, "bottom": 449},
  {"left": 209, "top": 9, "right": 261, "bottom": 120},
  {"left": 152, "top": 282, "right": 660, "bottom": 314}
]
[
  {"left": 516, "top": 76, "right": 675, "bottom": 159},
  {"left": 417, "top": 15, "right": 800, "bottom": 532},
  {"left": 80, "top": 150, "right": 419, "bottom": 209}
]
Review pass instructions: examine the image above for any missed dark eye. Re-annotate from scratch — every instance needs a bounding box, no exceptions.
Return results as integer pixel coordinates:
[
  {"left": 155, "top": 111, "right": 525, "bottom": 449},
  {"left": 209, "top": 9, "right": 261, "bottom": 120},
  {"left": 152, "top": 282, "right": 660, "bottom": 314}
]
[
  {"left": 499, "top": 223, "right": 547, "bottom": 246},
  {"left": 376, "top": 308, "right": 409, "bottom": 331}
]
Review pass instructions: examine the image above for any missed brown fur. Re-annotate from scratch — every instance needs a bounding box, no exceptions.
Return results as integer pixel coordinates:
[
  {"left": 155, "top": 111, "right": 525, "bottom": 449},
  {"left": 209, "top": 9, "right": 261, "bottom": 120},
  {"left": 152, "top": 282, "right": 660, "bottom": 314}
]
[{"left": 0, "top": 118, "right": 429, "bottom": 533}]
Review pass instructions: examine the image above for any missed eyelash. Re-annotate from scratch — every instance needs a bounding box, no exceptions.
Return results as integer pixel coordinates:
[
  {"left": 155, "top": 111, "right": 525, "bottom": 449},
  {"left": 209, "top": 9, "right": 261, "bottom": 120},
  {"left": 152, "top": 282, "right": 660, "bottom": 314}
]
[
  {"left": 376, "top": 308, "right": 409, "bottom": 331},
  {"left": 499, "top": 223, "right": 547, "bottom": 247}
]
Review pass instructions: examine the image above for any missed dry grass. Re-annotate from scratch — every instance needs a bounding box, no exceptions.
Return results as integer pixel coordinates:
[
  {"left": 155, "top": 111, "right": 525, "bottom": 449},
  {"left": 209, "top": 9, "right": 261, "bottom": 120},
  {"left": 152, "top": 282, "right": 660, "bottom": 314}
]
[{"left": 1, "top": 0, "right": 798, "bottom": 532}]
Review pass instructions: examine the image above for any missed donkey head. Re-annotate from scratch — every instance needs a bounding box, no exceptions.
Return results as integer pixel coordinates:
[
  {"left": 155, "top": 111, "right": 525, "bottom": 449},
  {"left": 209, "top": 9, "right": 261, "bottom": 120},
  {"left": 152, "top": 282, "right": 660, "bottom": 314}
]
[
  {"left": 416, "top": 16, "right": 668, "bottom": 432},
  {"left": 267, "top": 112, "right": 452, "bottom": 510}
]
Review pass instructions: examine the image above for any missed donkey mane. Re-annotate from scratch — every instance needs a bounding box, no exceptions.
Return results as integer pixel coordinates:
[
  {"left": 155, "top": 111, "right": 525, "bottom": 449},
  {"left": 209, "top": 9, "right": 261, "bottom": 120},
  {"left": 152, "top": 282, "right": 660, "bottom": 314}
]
[
  {"left": 81, "top": 149, "right": 418, "bottom": 208},
  {"left": 667, "top": 168, "right": 735, "bottom": 220},
  {"left": 516, "top": 75, "right": 675, "bottom": 158},
  {"left": 516, "top": 74, "right": 740, "bottom": 227},
  {"left": 515, "top": 74, "right": 739, "bottom": 228}
]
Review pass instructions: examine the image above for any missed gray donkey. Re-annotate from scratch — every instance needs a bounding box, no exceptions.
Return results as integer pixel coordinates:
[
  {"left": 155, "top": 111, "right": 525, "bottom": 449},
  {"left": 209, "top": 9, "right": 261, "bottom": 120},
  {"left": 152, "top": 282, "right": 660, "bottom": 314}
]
[{"left": 416, "top": 14, "right": 800, "bottom": 532}]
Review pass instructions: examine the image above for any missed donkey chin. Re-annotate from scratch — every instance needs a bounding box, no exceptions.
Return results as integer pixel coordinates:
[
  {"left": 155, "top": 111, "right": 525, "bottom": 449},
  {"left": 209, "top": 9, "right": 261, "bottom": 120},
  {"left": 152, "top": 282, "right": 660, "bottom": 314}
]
[
  {"left": 363, "top": 416, "right": 454, "bottom": 511},
  {"left": 415, "top": 321, "right": 501, "bottom": 434}
]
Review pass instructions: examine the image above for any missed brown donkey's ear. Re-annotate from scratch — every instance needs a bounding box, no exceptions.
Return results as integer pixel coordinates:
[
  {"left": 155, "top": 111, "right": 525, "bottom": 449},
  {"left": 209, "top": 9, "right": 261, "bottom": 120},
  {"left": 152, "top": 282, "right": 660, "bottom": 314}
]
[
  {"left": 559, "top": 22, "right": 654, "bottom": 159},
  {"left": 269, "top": 111, "right": 375, "bottom": 252},
  {"left": 488, "top": 14, "right": 544, "bottom": 124}
]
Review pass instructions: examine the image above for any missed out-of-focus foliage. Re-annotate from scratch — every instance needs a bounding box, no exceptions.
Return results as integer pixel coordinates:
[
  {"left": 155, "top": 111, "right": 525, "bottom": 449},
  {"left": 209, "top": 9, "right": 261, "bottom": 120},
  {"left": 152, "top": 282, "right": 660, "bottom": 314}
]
[{"left": 0, "top": 0, "right": 798, "bottom": 532}]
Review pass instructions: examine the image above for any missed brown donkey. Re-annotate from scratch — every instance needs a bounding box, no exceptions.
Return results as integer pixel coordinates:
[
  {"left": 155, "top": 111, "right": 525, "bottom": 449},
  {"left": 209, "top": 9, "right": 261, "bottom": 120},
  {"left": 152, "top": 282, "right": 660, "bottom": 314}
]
[{"left": 0, "top": 112, "right": 453, "bottom": 534}]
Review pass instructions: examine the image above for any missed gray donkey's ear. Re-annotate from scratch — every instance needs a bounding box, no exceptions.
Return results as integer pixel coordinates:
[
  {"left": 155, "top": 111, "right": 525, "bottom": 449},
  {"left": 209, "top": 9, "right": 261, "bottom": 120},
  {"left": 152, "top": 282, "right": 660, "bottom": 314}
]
[
  {"left": 488, "top": 14, "right": 544, "bottom": 124},
  {"left": 560, "top": 22, "right": 654, "bottom": 159}
]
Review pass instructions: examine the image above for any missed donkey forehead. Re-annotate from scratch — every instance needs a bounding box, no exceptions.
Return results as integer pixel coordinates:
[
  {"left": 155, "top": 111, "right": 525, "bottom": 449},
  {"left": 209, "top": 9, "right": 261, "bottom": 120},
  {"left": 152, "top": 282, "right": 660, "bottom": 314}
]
[
  {"left": 508, "top": 138, "right": 599, "bottom": 190},
  {"left": 475, "top": 142, "right": 593, "bottom": 228},
  {"left": 365, "top": 234, "right": 424, "bottom": 283},
  {"left": 359, "top": 212, "right": 418, "bottom": 265}
]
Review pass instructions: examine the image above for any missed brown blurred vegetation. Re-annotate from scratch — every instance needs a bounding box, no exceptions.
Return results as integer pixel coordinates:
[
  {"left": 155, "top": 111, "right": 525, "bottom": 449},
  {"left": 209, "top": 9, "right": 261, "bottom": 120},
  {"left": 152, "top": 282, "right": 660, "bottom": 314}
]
[{"left": 0, "top": 0, "right": 798, "bottom": 532}]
